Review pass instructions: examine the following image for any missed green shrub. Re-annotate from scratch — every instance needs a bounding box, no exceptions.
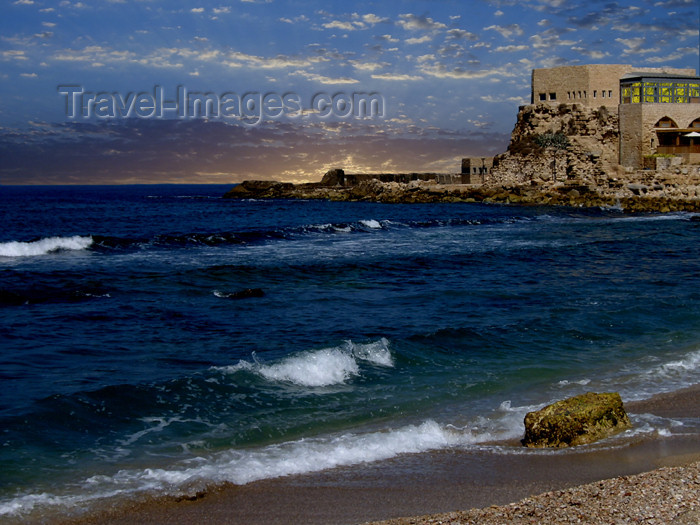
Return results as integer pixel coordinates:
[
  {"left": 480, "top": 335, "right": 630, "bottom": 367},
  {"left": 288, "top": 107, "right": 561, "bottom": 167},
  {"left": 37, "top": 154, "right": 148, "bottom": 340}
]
[{"left": 534, "top": 132, "right": 570, "bottom": 150}]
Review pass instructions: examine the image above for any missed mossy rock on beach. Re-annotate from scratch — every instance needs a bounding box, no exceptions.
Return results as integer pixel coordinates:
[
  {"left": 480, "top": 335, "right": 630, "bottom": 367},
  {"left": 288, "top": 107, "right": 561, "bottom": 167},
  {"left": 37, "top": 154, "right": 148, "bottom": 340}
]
[{"left": 522, "top": 392, "right": 631, "bottom": 448}]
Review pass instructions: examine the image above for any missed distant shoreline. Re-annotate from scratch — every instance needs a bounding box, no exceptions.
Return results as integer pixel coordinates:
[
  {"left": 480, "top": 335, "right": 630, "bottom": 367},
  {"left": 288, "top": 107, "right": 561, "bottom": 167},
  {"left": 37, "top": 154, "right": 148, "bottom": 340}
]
[{"left": 224, "top": 178, "right": 700, "bottom": 213}]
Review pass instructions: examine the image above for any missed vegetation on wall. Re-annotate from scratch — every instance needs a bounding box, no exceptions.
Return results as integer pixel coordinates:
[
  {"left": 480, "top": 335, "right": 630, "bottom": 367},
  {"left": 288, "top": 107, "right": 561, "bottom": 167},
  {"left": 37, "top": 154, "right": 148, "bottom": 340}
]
[
  {"left": 509, "top": 132, "right": 570, "bottom": 156},
  {"left": 534, "top": 132, "right": 570, "bottom": 150}
]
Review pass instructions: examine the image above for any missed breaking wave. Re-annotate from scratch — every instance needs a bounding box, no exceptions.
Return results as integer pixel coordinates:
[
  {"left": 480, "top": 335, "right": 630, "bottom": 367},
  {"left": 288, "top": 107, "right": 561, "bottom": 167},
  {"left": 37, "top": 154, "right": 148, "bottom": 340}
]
[
  {"left": 217, "top": 338, "right": 394, "bottom": 387},
  {"left": 0, "top": 236, "right": 93, "bottom": 257},
  {"left": 0, "top": 414, "right": 523, "bottom": 519}
]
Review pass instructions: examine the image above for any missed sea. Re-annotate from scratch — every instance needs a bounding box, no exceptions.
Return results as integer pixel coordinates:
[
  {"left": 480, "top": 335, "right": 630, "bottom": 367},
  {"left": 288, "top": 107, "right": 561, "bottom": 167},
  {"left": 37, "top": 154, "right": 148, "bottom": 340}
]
[{"left": 1, "top": 184, "right": 700, "bottom": 521}]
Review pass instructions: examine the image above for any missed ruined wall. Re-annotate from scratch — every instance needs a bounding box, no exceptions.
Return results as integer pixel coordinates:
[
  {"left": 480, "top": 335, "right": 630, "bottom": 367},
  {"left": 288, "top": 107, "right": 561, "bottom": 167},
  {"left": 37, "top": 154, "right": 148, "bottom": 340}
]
[
  {"left": 319, "top": 169, "right": 468, "bottom": 187},
  {"left": 488, "top": 103, "right": 621, "bottom": 188},
  {"left": 461, "top": 157, "right": 493, "bottom": 184}
]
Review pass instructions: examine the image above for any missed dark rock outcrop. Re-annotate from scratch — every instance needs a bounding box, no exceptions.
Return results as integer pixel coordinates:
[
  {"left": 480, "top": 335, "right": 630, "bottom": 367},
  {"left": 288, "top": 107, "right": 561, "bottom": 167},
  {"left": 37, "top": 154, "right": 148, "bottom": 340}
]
[
  {"left": 223, "top": 180, "right": 296, "bottom": 199},
  {"left": 216, "top": 288, "right": 265, "bottom": 299},
  {"left": 320, "top": 168, "right": 345, "bottom": 186},
  {"left": 222, "top": 177, "right": 700, "bottom": 211},
  {"left": 522, "top": 392, "right": 631, "bottom": 448}
]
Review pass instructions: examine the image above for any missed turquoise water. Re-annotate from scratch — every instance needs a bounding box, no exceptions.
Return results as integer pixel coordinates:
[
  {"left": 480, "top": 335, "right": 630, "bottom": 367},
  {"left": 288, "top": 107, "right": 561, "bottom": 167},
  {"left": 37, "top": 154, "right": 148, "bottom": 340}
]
[{"left": 1, "top": 185, "right": 700, "bottom": 519}]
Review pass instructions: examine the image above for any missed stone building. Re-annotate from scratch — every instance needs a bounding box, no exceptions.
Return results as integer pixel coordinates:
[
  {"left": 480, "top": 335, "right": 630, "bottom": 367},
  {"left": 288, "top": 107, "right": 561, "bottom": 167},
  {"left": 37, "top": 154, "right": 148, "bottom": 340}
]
[
  {"left": 531, "top": 64, "right": 700, "bottom": 169},
  {"left": 531, "top": 64, "right": 695, "bottom": 108},
  {"left": 467, "top": 64, "right": 700, "bottom": 182},
  {"left": 461, "top": 157, "right": 493, "bottom": 184},
  {"left": 619, "top": 72, "right": 700, "bottom": 167}
]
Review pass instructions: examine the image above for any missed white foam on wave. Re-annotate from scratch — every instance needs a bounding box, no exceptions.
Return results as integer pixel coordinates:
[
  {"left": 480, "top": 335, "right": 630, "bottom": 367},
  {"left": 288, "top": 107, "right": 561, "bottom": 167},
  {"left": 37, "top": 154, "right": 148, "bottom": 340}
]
[
  {"left": 547, "top": 347, "right": 700, "bottom": 404},
  {"left": 652, "top": 349, "right": 700, "bottom": 377},
  {"left": 0, "top": 413, "right": 524, "bottom": 517},
  {"left": 217, "top": 338, "right": 393, "bottom": 388},
  {"left": 613, "top": 348, "right": 700, "bottom": 401},
  {"left": 556, "top": 378, "right": 591, "bottom": 387},
  {"left": 0, "top": 236, "right": 93, "bottom": 257},
  {"left": 360, "top": 219, "right": 382, "bottom": 229}
]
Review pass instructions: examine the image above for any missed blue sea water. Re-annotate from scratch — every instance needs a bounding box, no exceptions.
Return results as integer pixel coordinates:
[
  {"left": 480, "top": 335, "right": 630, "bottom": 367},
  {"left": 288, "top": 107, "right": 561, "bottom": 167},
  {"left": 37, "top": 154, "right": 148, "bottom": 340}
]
[{"left": 1, "top": 184, "right": 700, "bottom": 519}]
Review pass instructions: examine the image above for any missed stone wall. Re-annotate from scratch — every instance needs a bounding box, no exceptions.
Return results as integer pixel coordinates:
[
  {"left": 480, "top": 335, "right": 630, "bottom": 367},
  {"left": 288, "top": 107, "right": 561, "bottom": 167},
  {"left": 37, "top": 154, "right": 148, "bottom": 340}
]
[
  {"left": 461, "top": 157, "right": 493, "bottom": 184},
  {"left": 488, "top": 103, "right": 621, "bottom": 188},
  {"left": 532, "top": 65, "right": 627, "bottom": 107},
  {"left": 619, "top": 102, "right": 700, "bottom": 168},
  {"left": 484, "top": 101, "right": 700, "bottom": 203},
  {"left": 531, "top": 65, "right": 696, "bottom": 108},
  {"left": 319, "top": 169, "right": 468, "bottom": 187}
]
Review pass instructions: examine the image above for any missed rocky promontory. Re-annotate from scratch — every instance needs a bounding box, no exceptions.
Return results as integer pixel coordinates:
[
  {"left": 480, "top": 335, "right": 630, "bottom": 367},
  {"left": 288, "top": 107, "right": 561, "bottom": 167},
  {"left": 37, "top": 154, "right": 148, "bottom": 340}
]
[
  {"left": 224, "top": 101, "right": 700, "bottom": 212},
  {"left": 223, "top": 173, "right": 700, "bottom": 212}
]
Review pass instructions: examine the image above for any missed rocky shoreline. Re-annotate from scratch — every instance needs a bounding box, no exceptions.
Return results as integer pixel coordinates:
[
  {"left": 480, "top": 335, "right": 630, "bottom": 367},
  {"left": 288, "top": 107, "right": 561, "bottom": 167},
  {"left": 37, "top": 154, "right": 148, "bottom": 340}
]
[
  {"left": 223, "top": 178, "right": 700, "bottom": 213},
  {"left": 224, "top": 99, "right": 700, "bottom": 214}
]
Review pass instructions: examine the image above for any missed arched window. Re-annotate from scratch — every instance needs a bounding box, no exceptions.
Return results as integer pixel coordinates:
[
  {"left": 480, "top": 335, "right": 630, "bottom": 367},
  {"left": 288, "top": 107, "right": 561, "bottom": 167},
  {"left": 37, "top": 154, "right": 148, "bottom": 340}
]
[
  {"left": 655, "top": 117, "right": 678, "bottom": 128},
  {"left": 690, "top": 118, "right": 700, "bottom": 129}
]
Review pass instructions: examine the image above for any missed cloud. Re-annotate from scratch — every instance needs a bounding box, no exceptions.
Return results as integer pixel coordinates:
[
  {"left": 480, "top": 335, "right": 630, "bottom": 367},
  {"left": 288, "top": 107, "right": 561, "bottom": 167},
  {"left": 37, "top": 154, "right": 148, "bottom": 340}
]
[
  {"left": 291, "top": 71, "right": 360, "bottom": 84},
  {"left": 371, "top": 73, "right": 422, "bottom": 81},
  {"left": 405, "top": 35, "right": 432, "bottom": 45},
  {"left": 280, "top": 14, "right": 309, "bottom": 24},
  {"left": 360, "top": 13, "right": 389, "bottom": 25},
  {"left": 529, "top": 31, "right": 578, "bottom": 49},
  {"left": 481, "top": 94, "right": 528, "bottom": 104},
  {"left": 53, "top": 45, "right": 184, "bottom": 69},
  {"left": 418, "top": 63, "right": 511, "bottom": 80},
  {"left": 350, "top": 60, "right": 387, "bottom": 71},
  {"left": 535, "top": 0, "right": 568, "bottom": 8},
  {"left": 0, "top": 120, "right": 509, "bottom": 184},
  {"left": 570, "top": 46, "right": 609, "bottom": 59},
  {"left": 647, "top": 43, "right": 697, "bottom": 63},
  {"left": 320, "top": 13, "right": 389, "bottom": 31},
  {"left": 446, "top": 29, "right": 478, "bottom": 41},
  {"left": 323, "top": 20, "right": 356, "bottom": 31},
  {"left": 484, "top": 24, "right": 523, "bottom": 39},
  {"left": 375, "top": 34, "right": 399, "bottom": 43},
  {"left": 397, "top": 13, "right": 447, "bottom": 31},
  {"left": 1, "top": 50, "right": 28, "bottom": 61},
  {"left": 48, "top": 44, "right": 329, "bottom": 72},
  {"left": 615, "top": 36, "right": 660, "bottom": 55},
  {"left": 58, "top": 1, "right": 88, "bottom": 8},
  {"left": 223, "top": 50, "right": 326, "bottom": 69},
  {"left": 566, "top": 3, "right": 640, "bottom": 30},
  {"left": 494, "top": 45, "right": 529, "bottom": 52}
]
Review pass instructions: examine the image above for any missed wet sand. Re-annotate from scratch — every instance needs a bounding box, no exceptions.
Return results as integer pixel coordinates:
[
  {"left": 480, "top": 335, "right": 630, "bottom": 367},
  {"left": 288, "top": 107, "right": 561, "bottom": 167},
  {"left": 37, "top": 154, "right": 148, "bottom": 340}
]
[{"left": 58, "top": 385, "right": 700, "bottom": 525}]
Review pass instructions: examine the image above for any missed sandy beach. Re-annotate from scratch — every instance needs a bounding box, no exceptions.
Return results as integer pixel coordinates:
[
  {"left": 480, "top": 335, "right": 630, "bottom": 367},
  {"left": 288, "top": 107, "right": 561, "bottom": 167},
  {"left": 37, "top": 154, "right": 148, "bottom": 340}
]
[{"left": 51, "top": 385, "right": 700, "bottom": 525}]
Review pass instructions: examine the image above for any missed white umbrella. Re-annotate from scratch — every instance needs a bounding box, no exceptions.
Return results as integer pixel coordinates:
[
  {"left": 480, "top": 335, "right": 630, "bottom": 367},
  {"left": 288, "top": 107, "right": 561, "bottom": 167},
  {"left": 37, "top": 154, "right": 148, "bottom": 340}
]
[{"left": 684, "top": 131, "right": 700, "bottom": 137}]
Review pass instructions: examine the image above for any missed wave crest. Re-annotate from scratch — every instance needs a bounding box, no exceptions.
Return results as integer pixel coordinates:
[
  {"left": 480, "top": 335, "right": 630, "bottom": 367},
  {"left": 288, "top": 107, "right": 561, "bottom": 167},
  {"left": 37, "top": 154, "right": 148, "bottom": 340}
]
[
  {"left": 0, "top": 236, "right": 93, "bottom": 257},
  {"left": 218, "top": 338, "right": 393, "bottom": 387}
]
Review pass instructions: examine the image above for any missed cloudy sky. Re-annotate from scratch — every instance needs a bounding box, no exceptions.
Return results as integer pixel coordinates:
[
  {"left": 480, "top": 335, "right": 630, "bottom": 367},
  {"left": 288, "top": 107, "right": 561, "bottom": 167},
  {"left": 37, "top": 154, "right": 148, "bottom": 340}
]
[{"left": 1, "top": 0, "right": 698, "bottom": 184}]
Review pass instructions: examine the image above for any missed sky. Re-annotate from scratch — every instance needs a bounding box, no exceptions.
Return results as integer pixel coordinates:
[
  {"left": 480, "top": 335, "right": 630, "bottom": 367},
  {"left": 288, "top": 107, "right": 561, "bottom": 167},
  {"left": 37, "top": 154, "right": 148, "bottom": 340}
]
[{"left": 1, "top": 0, "right": 699, "bottom": 185}]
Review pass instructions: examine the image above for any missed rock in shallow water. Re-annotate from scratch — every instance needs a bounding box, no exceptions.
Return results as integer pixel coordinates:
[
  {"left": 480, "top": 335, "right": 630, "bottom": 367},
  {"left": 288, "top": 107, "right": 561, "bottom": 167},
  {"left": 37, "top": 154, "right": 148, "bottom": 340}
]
[{"left": 522, "top": 392, "right": 631, "bottom": 448}]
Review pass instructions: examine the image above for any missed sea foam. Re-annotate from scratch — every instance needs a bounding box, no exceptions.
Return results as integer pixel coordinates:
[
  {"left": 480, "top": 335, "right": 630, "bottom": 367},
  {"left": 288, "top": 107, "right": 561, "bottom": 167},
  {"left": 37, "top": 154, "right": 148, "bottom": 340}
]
[
  {"left": 0, "top": 236, "right": 93, "bottom": 257},
  {"left": 0, "top": 414, "right": 523, "bottom": 518},
  {"left": 218, "top": 338, "right": 393, "bottom": 387},
  {"left": 360, "top": 219, "right": 382, "bottom": 229}
]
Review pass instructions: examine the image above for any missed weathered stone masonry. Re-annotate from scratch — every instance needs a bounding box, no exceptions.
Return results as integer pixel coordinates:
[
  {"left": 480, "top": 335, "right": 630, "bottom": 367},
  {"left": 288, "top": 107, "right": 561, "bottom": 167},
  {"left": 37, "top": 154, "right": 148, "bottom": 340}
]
[{"left": 486, "top": 64, "right": 700, "bottom": 198}]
